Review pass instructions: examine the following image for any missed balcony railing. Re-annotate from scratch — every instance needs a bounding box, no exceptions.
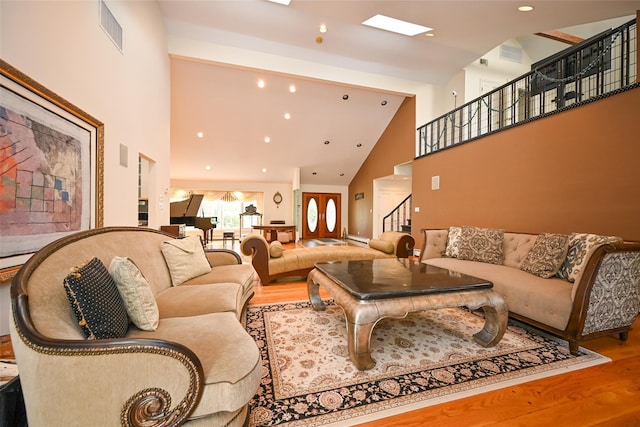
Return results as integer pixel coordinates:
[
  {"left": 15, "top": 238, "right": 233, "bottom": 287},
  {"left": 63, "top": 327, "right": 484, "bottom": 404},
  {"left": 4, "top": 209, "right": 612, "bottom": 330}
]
[{"left": 417, "top": 19, "right": 637, "bottom": 158}]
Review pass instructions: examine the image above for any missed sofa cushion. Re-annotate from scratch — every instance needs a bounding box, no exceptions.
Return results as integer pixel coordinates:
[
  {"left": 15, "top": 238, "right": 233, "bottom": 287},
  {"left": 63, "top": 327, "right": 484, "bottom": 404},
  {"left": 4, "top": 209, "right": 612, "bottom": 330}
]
[
  {"left": 557, "top": 233, "right": 623, "bottom": 282},
  {"left": 269, "top": 241, "right": 283, "bottom": 258},
  {"left": 108, "top": 256, "right": 159, "bottom": 331},
  {"left": 445, "top": 226, "right": 462, "bottom": 258},
  {"left": 63, "top": 257, "right": 129, "bottom": 339},
  {"left": 369, "top": 238, "right": 394, "bottom": 254},
  {"left": 520, "top": 233, "right": 570, "bottom": 279},
  {"left": 424, "top": 257, "right": 573, "bottom": 331},
  {"left": 161, "top": 235, "right": 211, "bottom": 286},
  {"left": 126, "top": 312, "right": 262, "bottom": 417},
  {"left": 457, "top": 226, "right": 504, "bottom": 265},
  {"left": 155, "top": 283, "right": 243, "bottom": 318},
  {"left": 180, "top": 263, "right": 256, "bottom": 297}
]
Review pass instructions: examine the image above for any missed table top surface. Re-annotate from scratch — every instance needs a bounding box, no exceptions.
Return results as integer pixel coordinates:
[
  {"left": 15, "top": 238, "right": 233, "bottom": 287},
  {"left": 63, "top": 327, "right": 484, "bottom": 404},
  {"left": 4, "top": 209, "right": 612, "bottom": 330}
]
[
  {"left": 251, "top": 225, "right": 296, "bottom": 229},
  {"left": 314, "top": 258, "right": 492, "bottom": 300}
]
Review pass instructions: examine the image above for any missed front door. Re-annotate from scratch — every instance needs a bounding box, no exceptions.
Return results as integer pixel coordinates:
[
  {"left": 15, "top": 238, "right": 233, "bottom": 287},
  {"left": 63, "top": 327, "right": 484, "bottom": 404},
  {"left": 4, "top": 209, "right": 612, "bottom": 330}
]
[{"left": 302, "top": 192, "right": 340, "bottom": 239}]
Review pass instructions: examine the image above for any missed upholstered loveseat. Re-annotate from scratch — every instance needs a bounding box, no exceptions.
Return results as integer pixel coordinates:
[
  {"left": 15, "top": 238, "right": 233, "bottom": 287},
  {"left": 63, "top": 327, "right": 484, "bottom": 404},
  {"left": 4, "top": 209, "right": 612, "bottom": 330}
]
[
  {"left": 10, "top": 227, "right": 261, "bottom": 426},
  {"left": 241, "top": 231, "right": 415, "bottom": 284},
  {"left": 420, "top": 226, "right": 640, "bottom": 354}
]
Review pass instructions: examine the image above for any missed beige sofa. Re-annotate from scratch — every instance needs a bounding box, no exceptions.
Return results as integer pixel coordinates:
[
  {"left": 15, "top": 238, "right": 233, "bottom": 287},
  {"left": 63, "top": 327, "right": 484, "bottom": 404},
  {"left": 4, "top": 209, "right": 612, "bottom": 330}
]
[
  {"left": 420, "top": 227, "right": 640, "bottom": 354},
  {"left": 10, "top": 227, "right": 261, "bottom": 426},
  {"left": 241, "top": 231, "right": 415, "bottom": 284}
]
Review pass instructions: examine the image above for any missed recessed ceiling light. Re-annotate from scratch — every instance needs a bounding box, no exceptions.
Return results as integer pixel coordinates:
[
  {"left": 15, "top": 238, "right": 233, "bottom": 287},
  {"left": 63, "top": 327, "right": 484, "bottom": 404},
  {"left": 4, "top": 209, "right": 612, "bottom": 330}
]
[
  {"left": 362, "top": 14, "right": 432, "bottom": 36},
  {"left": 340, "top": 173, "right": 344, "bottom": 177},
  {"left": 264, "top": 137, "right": 270, "bottom": 143},
  {"left": 324, "top": 140, "right": 330, "bottom": 145},
  {"left": 197, "top": 131, "right": 204, "bottom": 138},
  {"left": 284, "top": 113, "right": 291, "bottom": 120},
  {"left": 425, "top": 33, "right": 435, "bottom": 37},
  {"left": 257, "top": 80, "right": 265, "bottom": 88},
  {"left": 381, "top": 100, "right": 388, "bottom": 106},
  {"left": 205, "top": 165, "right": 211, "bottom": 170},
  {"left": 312, "top": 171, "right": 317, "bottom": 175},
  {"left": 265, "top": 0, "right": 290, "bottom": 5},
  {"left": 356, "top": 143, "right": 362, "bottom": 147},
  {"left": 319, "top": 24, "right": 327, "bottom": 33},
  {"left": 262, "top": 168, "right": 267, "bottom": 173},
  {"left": 289, "top": 85, "right": 296, "bottom": 93},
  {"left": 342, "top": 94, "right": 349, "bottom": 100},
  {"left": 518, "top": 5, "right": 534, "bottom": 12}
]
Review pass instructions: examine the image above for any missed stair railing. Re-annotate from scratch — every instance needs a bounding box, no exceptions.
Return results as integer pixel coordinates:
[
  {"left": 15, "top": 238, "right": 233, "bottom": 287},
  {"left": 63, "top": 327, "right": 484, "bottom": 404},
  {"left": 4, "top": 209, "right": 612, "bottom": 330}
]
[{"left": 382, "top": 194, "right": 412, "bottom": 233}]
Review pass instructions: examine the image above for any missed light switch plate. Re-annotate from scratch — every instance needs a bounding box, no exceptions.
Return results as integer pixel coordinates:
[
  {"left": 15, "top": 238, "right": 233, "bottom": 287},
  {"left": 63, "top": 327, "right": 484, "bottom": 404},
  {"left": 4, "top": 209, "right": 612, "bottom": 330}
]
[{"left": 431, "top": 175, "right": 440, "bottom": 190}]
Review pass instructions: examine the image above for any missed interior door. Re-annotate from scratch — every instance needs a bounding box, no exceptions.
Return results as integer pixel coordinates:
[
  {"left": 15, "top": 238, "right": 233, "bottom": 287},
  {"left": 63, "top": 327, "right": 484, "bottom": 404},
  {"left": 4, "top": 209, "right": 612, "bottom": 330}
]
[{"left": 302, "top": 192, "right": 340, "bottom": 239}]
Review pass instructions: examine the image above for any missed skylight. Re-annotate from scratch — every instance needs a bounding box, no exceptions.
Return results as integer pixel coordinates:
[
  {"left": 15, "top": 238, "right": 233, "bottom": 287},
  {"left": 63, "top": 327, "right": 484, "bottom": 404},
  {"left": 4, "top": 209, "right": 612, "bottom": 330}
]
[
  {"left": 265, "top": 0, "right": 291, "bottom": 5},
  {"left": 362, "top": 14, "right": 432, "bottom": 36}
]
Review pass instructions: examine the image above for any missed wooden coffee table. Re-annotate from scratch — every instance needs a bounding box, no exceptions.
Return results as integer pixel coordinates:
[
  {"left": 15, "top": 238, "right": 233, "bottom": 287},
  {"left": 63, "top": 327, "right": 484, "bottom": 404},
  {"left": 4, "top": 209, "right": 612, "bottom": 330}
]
[{"left": 307, "top": 258, "right": 508, "bottom": 370}]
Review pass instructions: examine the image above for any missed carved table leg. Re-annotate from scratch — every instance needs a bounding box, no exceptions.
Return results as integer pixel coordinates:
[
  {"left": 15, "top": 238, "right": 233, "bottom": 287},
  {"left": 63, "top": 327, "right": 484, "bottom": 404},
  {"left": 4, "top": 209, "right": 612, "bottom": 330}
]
[
  {"left": 307, "top": 269, "right": 327, "bottom": 311},
  {"left": 346, "top": 319, "right": 377, "bottom": 370}
]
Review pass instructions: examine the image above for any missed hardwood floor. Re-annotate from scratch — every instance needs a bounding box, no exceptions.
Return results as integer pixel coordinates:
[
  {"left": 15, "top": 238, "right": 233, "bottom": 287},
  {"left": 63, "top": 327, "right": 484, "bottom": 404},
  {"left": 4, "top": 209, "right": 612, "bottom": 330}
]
[{"left": 251, "top": 280, "right": 640, "bottom": 427}]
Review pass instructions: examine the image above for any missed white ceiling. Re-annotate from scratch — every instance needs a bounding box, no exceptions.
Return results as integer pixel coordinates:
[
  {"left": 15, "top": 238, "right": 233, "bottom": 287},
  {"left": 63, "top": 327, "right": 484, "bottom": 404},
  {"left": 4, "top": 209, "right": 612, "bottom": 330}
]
[{"left": 159, "top": 0, "right": 640, "bottom": 186}]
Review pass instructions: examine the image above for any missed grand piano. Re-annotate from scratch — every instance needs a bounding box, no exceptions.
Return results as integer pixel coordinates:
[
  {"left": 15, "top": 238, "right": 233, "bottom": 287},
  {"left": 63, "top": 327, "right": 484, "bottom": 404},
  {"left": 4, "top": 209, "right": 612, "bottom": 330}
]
[{"left": 169, "top": 194, "right": 216, "bottom": 243}]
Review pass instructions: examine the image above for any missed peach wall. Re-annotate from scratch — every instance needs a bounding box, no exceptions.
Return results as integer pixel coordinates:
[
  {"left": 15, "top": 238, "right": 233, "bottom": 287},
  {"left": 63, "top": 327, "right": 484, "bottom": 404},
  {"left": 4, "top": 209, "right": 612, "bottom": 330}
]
[
  {"left": 412, "top": 86, "right": 640, "bottom": 246},
  {"left": 348, "top": 96, "right": 416, "bottom": 238}
]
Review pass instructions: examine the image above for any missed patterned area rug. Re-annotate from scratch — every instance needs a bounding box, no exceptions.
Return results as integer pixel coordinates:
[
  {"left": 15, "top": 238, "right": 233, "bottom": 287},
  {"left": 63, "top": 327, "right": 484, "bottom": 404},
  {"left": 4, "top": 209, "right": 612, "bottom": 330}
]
[{"left": 246, "top": 300, "right": 609, "bottom": 426}]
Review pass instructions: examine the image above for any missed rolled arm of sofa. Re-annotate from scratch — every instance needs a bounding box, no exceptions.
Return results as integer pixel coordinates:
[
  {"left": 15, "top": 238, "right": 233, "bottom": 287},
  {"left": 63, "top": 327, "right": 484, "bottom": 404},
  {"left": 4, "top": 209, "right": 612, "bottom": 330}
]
[
  {"left": 379, "top": 231, "right": 415, "bottom": 258},
  {"left": 240, "top": 234, "right": 270, "bottom": 285},
  {"left": 11, "top": 297, "right": 204, "bottom": 427},
  {"left": 572, "top": 241, "right": 640, "bottom": 337},
  {"left": 205, "top": 248, "right": 242, "bottom": 266}
]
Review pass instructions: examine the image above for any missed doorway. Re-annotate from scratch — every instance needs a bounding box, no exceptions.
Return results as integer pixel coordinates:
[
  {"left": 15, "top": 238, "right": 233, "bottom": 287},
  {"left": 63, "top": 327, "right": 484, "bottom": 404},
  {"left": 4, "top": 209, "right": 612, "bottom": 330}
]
[{"left": 301, "top": 192, "right": 340, "bottom": 239}]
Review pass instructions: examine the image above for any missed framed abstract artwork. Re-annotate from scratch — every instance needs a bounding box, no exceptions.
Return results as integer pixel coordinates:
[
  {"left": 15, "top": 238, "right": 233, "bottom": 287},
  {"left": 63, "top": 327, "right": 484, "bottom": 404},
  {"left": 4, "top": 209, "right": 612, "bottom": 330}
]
[{"left": 0, "top": 59, "right": 104, "bottom": 281}]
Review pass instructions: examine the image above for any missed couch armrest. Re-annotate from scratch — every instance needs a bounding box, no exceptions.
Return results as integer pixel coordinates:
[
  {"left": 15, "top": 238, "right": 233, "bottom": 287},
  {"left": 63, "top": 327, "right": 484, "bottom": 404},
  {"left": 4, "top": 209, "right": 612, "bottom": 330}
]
[
  {"left": 240, "top": 234, "right": 270, "bottom": 285},
  {"left": 11, "top": 295, "right": 204, "bottom": 427},
  {"left": 570, "top": 241, "right": 640, "bottom": 337},
  {"left": 204, "top": 248, "right": 241, "bottom": 266},
  {"left": 379, "top": 231, "right": 415, "bottom": 258}
]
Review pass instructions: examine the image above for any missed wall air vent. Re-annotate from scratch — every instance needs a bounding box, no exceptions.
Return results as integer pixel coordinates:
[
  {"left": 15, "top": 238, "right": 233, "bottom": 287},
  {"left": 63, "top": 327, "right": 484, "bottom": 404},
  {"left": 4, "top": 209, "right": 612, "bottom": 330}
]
[
  {"left": 499, "top": 44, "right": 523, "bottom": 64},
  {"left": 100, "top": 0, "right": 123, "bottom": 52}
]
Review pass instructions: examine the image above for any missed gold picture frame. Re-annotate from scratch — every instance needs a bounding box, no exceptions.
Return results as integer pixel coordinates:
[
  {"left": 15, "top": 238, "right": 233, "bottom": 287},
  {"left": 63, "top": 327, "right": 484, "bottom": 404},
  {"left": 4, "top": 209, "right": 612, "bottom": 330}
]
[{"left": 0, "top": 59, "right": 104, "bottom": 282}]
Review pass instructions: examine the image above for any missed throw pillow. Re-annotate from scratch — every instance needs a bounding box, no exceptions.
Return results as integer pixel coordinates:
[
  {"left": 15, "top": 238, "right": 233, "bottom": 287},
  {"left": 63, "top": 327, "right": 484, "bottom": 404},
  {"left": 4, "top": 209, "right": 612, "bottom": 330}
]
[
  {"left": 457, "top": 226, "right": 505, "bottom": 265},
  {"left": 556, "top": 233, "right": 623, "bottom": 282},
  {"left": 109, "top": 257, "right": 159, "bottom": 331},
  {"left": 519, "top": 233, "right": 570, "bottom": 278},
  {"left": 269, "top": 241, "right": 284, "bottom": 258},
  {"left": 161, "top": 235, "right": 211, "bottom": 286},
  {"left": 369, "top": 238, "right": 395, "bottom": 254},
  {"left": 63, "top": 257, "right": 129, "bottom": 339},
  {"left": 444, "top": 226, "right": 462, "bottom": 258}
]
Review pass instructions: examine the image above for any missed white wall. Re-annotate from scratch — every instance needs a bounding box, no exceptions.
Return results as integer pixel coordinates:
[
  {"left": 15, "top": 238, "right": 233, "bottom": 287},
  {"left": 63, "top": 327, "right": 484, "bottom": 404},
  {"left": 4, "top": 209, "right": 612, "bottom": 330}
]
[{"left": 0, "top": 0, "right": 171, "bottom": 335}]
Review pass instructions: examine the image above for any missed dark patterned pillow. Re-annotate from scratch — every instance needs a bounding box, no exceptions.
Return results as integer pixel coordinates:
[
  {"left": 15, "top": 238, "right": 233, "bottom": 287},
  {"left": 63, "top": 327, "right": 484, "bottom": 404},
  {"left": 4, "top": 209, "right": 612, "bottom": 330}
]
[
  {"left": 457, "top": 226, "right": 504, "bottom": 265},
  {"left": 520, "top": 233, "right": 570, "bottom": 278},
  {"left": 556, "top": 233, "right": 623, "bottom": 282},
  {"left": 63, "top": 257, "right": 130, "bottom": 339}
]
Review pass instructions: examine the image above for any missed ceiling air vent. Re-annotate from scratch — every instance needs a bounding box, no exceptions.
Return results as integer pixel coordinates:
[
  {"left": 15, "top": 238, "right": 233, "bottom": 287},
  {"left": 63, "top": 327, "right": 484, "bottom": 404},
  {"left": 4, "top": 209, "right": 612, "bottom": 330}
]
[
  {"left": 499, "top": 44, "right": 522, "bottom": 64},
  {"left": 100, "top": 0, "right": 123, "bottom": 52}
]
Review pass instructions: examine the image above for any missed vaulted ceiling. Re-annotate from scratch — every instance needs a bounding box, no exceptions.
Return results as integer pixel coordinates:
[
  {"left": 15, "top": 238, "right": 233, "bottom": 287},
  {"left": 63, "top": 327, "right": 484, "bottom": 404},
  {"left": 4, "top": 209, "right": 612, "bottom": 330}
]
[{"left": 159, "top": 1, "right": 640, "bottom": 186}]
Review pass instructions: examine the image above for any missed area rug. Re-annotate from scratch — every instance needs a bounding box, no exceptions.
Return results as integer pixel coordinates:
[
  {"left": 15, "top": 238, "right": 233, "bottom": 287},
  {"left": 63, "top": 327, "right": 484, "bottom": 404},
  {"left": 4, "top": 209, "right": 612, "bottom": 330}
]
[{"left": 246, "top": 300, "right": 609, "bottom": 426}]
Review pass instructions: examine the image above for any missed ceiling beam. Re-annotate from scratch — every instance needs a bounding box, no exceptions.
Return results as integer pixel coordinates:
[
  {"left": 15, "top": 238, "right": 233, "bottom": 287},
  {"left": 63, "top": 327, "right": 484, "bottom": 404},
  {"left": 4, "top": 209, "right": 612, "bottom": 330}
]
[{"left": 535, "top": 30, "right": 584, "bottom": 45}]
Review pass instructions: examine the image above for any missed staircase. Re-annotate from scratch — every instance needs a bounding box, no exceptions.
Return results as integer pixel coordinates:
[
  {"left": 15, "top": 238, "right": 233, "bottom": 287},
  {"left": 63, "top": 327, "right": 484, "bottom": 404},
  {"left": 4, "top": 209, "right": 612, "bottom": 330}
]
[{"left": 382, "top": 194, "right": 412, "bottom": 233}]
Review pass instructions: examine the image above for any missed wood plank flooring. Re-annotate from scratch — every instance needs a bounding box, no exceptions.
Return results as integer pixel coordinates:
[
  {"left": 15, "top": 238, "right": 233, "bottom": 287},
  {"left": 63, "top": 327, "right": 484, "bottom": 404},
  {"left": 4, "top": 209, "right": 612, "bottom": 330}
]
[{"left": 251, "top": 280, "right": 640, "bottom": 427}]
